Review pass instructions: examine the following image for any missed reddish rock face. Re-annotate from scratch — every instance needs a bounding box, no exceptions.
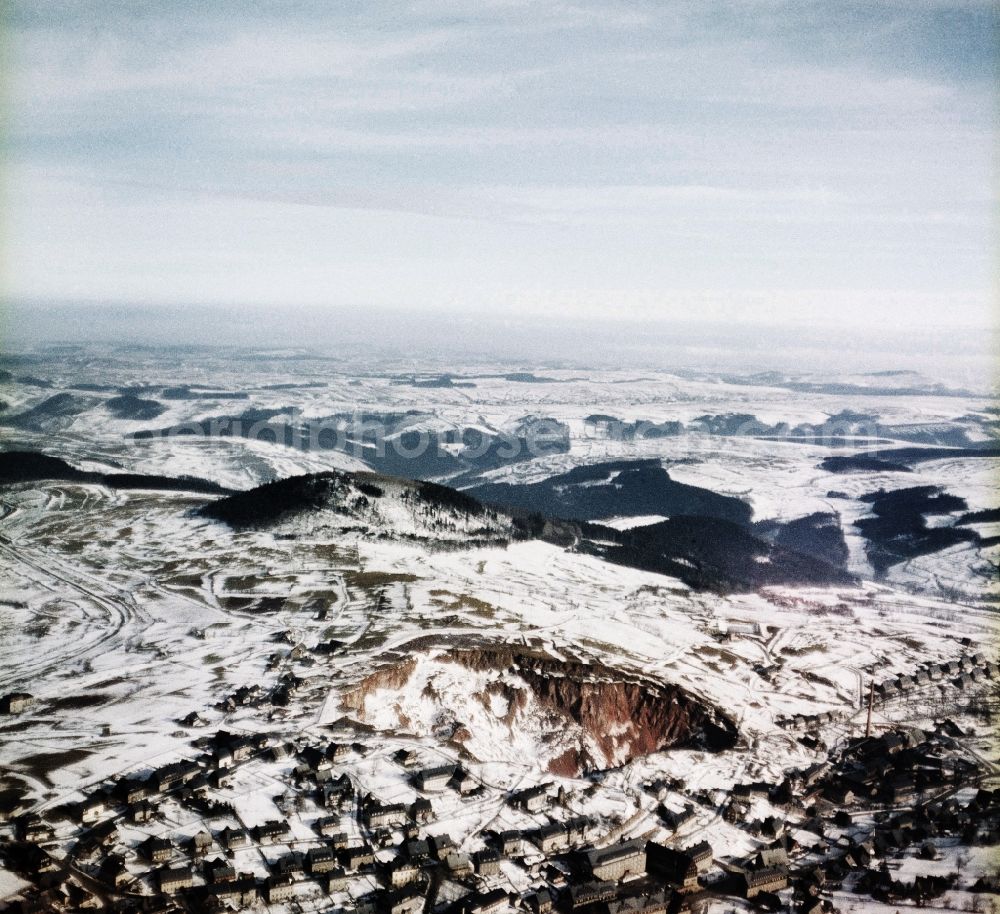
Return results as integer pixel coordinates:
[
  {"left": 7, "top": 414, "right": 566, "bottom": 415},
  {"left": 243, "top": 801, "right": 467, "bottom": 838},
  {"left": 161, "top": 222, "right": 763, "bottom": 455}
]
[
  {"left": 344, "top": 643, "right": 737, "bottom": 775},
  {"left": 518, "top": 667, "right": 707, "bottom": 767}
]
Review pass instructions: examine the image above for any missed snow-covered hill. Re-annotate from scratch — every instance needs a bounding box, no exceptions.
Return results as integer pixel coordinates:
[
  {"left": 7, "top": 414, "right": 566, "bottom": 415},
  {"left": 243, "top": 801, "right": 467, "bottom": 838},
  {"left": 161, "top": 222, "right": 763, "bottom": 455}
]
[{"left": 198, "top": 470, "right": 516, "bottom": 545}]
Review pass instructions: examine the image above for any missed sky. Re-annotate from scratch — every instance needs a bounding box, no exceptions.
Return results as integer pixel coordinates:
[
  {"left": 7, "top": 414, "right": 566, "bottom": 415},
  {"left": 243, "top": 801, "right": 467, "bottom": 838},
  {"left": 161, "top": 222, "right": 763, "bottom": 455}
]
[{"left": 2, "top": 0, "right": 997, "bottom": 332}]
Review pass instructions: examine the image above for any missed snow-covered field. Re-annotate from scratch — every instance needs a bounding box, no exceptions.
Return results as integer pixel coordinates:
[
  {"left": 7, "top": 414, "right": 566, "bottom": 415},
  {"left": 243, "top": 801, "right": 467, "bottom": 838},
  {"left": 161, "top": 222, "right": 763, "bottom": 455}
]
[{"left": 0, "top": 345, "right": 997, "bottom": 911}]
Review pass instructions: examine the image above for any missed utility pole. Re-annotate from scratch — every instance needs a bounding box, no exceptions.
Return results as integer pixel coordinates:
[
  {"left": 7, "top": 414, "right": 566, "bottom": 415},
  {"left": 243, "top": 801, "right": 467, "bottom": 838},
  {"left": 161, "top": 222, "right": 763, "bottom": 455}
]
[{"left": 865, "top": 679, "right": 875, "bottom": 738}]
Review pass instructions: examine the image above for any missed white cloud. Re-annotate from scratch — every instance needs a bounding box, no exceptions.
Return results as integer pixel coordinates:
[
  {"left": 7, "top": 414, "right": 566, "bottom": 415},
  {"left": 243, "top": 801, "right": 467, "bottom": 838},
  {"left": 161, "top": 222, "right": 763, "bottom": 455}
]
[{"left": 2, "top": 0, "right": 995, "bottom": 330}]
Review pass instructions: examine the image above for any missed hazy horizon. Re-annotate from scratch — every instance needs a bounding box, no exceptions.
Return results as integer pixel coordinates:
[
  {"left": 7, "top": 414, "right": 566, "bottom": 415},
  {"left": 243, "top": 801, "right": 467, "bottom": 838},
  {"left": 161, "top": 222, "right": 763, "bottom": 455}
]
[{"left": 4, "top": 300, "right": 995, "bottom": 387}]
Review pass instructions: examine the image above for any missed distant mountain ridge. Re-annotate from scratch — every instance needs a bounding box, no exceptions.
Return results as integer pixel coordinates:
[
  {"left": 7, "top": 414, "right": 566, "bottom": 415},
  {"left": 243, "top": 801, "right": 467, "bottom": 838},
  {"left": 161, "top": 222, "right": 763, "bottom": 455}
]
[
  {"left": 467, "top": 459, "right": 753, "bottom": 525},
  {"left": 0, "top": 450, "right": 231, "bottom": 495}
]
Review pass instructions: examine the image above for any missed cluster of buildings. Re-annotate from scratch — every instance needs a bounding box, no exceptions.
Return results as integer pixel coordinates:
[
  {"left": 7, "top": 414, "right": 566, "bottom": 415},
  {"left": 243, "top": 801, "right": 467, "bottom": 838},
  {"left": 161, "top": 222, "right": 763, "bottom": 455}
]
[
  {"left": 870, "top": 653, "right": 995, "bottom": 702},
  {"left": 2, "top": 633, "right": 994, "bottom": 914},
  {"left": 777, "top": 651, "right": 992, "bottom": 732},
  {"left": 1, "top": 713, "right": 735, "bottom": 914}
]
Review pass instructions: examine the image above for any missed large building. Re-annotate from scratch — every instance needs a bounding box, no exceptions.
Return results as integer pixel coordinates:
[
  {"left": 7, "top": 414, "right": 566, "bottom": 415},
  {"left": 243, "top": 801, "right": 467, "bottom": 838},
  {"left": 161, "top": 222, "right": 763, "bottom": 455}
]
[
  {"left": 740, "top": 866, "right": 788, "bottom": 898},
  {"left": 645, "top": 842, "right": 699, "bottom": 890},
  {"left": 587, "top": 841, "right": 647, "bottom": 882},
  {"left": 157, "top": 866, "right": 194, "bottom": 894}
]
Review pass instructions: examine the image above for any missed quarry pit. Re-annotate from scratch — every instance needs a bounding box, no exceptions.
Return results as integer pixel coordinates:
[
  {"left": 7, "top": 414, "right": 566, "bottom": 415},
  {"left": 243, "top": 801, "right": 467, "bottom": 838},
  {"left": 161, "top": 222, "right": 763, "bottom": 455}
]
[{"left": 341, "top": 643, "right": 738, "bottom": 776}]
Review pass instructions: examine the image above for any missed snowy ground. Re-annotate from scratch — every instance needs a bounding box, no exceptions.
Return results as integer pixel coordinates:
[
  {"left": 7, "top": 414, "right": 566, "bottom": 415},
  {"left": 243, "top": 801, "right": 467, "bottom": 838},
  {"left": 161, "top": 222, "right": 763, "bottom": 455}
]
[{"left": 0, "top": 347, "right": 996, "bottom": 908}]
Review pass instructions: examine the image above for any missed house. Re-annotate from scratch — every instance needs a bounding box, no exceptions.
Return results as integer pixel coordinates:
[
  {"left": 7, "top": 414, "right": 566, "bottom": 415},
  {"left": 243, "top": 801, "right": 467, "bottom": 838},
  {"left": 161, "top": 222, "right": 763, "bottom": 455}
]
[
  {"left": 316, "top": 772, "right": 354, "bottom": 809},
  {"left": 152, "top": 760, "right": 201, "bottom": 793},
  {"left": 474, "top": 849, "right": 502, "bottom": 876},
  {"left": 90, "top": 819, "right": 118, "bottom": 848},
  {"left": 204, "top": 878, "right": 258, "bottom": 908},
  {"left": 325, "top": 867, "right": 351, "bottom": 893},
  {"left": 621, "top": 890, "right": 675, "bottom": 914},
  {"left": 801, "top": 866, "right": 825, "bottom": 890},
  {"left": 364, "top": 802, "right": 409, "bottom": 828},
  {"left": 128, "top": 799, "right": 155, "bottom": 823},
  {"left": 430, "top": 833, "right": 456, "bottom": 861},
  {"left": 587, "top": 840, "right": 647, "bottom": 882},
  {"left": 204, "top": 857, "right": 236, "bottom": 883},
  {"left": 739, "top": 867, "right": 787, "bottom": 899},
  {"left": 415, "top": 765, "right": 455, "bottom": 792},
  {"left": 327, "top": 831, "right": 351, "bottom": 850},
  {"left": 798, "top": 763, "right": 828, "bottom": 788},
  {"left": 757, "top": 817, "right": 785, "bottom": 840},
  {"left": 18, "top": 815, "right": 54, "bottom": 843},
  {"left": 208, "top": 769, "right": 232, "bottom": 790},
  {"left": 273, "top": 852, "right": 304, "bottom": 877},
  {"left": 80, "top": 795, "right": 108, "bottom": 825},
  {"left": 445, "top": 852, "right": 474, "bottom": 877},
  {"left": 645, "top": 843, "right": 699, "bottom": 890},
  {"left": 73, "top": 837, "right": 102, "bottom": 865},
  {"left": 315, "top": 816, "right": 342, "bottom": 837},
  {"left": 755, "top": 847, "right": 788, "bottom": 869},
  {"left": 394, "top": 748, "right": 418, "bottom": 766},
  {"left": 301, "top": 745, "right": 334, "bottom": 772},
  {"left": 117, "top": 777, "right": 150, "bottom": 805},
  {"left": 314, "top": 637, "right": 347, "bottom": 655},
  {"left": 683, "top": 841, "right": 713, "bottom": 874},
  {"left": 844, "top": 844, "right": 871, "bottom": 868},
  {"left": 404, "top": 839, "right": 431, "bottom": 861},
  {"left": 218, "top": 826, "right": 250, "bottom": 849},
  {"left": 466, "top": 889, "right": 510, "bottom": 914},
  {"left": 384, "top": 887, "right": 426, "bottom": 914},
  {"left": 536, "top": 823, "right": 568, "bottom": 854},
  {"left": 499, "top": 831, "right": 523, "bottom": 856},
  {"left": 270, "top": 741, "right": 295, "bottom": 761},
  {"left": 342, "top": 845, "right": 376, "bottom": 871},
  {"left": 388, "top": 860, "right": 423, "bottom": 888},
  {"left": 569, "top": 882, "right": 618, "bottom": 910},
  {"left": 307, "top": 845, "right": 339, "bottom": 874},
  {"left": 412, "top": 798, "right": 434, "bottom": 823},
  {"left": 543, "top": 862, "right": 569, "bottom": 889},
  {"left": 353, "top": 895, "right": 381, "bottom": 914},
  {"left": 97, "top": 856, "right": 130, "bottom": 889},
  {"left": 876, "top": 681, "right": 898, "bottom": 700},
  {"left": 158, "top": 866, "right": 194, "bottom": 894},
  {"left": 264, "top": 875, "right": 297, "bottom": 904},
  {"left": 231, "top": 737, "right": 256, "bottom": 762},
  {"left": 511, "top": 785, "right": 551, "bottom": 814},
  {"left": 658, "top": 804, "right": 696, "bottom": 832},
  {"left": 524, "top": 888, "right": 554, "bottom": 914},
  {"left": 329, "top": 742, "right": 352, "bottom": 761},
  {"left": 142, "top": 836, "right": 175, "bottom": 863},
  {"left": 0, "top": 693, "right": 34, "bottom": 714},
  {"left": 212, "top": 746, "right": 234, "bottom": 769},
  {"left": 190, "top": 830, "right": 214, "bottom": 857},
  {"left": 451, "top": 768, "right": 478, "bottom": 795},
  {"left": 312, "top": 762, "right": 337, "bottom": 786},
  {"left": 254, "top": 819, "right": 291, "bottom": 844},
  {"left": 66, "top": 881, "right": 101, "bottom": 911}
]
